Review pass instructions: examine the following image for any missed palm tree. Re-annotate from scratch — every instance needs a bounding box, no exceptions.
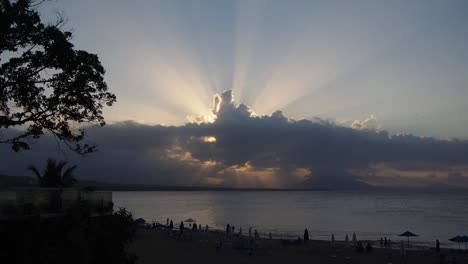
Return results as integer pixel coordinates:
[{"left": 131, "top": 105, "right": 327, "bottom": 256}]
[{"left": 28, "top": 158, "right": 78, "bottom": 187}]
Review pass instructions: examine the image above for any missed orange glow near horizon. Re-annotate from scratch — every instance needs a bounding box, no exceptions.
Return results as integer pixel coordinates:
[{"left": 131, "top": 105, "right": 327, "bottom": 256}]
[{"left": 163, "top": 145, "right": 314, "bottom": 188}]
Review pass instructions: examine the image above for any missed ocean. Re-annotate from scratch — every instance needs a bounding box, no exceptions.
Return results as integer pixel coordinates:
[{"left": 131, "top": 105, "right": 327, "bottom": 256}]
[{"left": 113, "top": 190, "right": 468, "bottom": 249}]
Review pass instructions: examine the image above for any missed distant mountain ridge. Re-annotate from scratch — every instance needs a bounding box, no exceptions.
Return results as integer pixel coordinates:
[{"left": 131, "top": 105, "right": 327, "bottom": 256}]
[
  {"left": 0, "top": 174, "right": 330, "bottom": 191},
  {"left": 1, "top": 175, "right": 466, "bottom": 192}
]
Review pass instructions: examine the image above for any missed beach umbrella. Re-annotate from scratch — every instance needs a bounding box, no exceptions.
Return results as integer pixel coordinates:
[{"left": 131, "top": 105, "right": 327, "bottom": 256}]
[
  {"left": 399, "top": 231, "right": 418, "bottom": 246},
  {"left": 449, "top": 235, "right": 462, "bottom": 249},
  {"left": 461, "top": 235, "right": 468, "bottom": 251},
  {"left": 449, "top": 235, "right": 468, "bottom": 250},
  {"left": 135, "top": 218, "right": 146, "bottom": 225}
]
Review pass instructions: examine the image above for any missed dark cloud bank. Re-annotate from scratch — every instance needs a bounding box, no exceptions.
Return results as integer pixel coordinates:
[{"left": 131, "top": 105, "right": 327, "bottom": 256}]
[{"left": 2, "top": 90, "right": 468, "bottom": 189}]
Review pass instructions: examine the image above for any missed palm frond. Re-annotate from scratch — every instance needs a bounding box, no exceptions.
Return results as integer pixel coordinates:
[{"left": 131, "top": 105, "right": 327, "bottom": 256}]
[
  {"left": 27, "top": 165, "right": 42, "bottom": 185},
  {"left": 62, "top": 165, "right": 78, "bottom": 187},
  {"left": 29, "top": 159, "right": 79, "bottom": 187}
]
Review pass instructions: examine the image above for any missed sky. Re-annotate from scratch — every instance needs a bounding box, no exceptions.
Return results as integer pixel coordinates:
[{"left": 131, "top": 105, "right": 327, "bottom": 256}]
[
  {"left": 2, "top": 0, "right": 468, "bottom": 189},
  {"left": 39, "top": 0, "right": 468, "bottom": 138}
]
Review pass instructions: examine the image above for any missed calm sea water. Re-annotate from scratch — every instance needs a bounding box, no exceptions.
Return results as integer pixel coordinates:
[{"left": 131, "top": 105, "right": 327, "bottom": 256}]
[{"left": 113, "top": 190, "right": 468, "bottom": 248}]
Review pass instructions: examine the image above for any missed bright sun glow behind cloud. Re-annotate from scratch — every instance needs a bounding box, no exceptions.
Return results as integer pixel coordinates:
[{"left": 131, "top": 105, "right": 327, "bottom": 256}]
[
  {"left": 55, "top": 0, "right": 468, "bottom": 138},
  {"left": 201, "top": 136, "right": 217, "bottom": 143},
  {"left": 124, "top": 1, "right": 398, "bottom": 125}
]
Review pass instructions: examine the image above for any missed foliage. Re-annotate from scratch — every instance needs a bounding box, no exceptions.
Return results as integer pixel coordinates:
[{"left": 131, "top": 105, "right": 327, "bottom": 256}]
[
  {"left": 28, "top": 158, "right": 77, "bottom": 187},
  {"left": 0, "top": 0, "right": 116, "bottom": 153},
  {"left": 81, "top": 185, "right": 96, "bottom": 193},
  {"left": 102, "top": 207, "right": 137, "bottom": 249},
  {"left": 0, "top": 206, "right": 137, "bottom": 264}
]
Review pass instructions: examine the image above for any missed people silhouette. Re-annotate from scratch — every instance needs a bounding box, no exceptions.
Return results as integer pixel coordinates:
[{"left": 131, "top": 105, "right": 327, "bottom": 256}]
[
  {"left": 304, "top": 228, "right": 309, "bottom": 241},
  {"left": 179, "top": 221, "right": 184, "bottom": 234},
  {"left": 356, "top": 241, "right": 364, "bottom": 253},
  {"left": 366, "top": 242, "right": 373, "bottom": 253}
]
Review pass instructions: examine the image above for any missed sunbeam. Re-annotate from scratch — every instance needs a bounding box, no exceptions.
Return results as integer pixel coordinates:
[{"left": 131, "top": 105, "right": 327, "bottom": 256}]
[
  {"left": 54, "top": 0, "right": 468, "bottom": 138},
  {"left": 3, "top": 2, "right": 468, "bottom": 261},
  {"left": 231, "top": 0, "right": 266, "bottom": 104}
]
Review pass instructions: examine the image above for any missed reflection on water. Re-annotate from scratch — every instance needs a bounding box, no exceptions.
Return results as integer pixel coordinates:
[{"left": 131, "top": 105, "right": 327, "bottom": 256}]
[{"left": 114, "top": 190, "right": 468, "bottom": 248}]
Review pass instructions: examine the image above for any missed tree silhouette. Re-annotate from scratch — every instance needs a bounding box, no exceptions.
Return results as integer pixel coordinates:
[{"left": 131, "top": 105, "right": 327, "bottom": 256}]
[
  {"left": 0, "top": 0, "right": 116, "bottom": 153},
  {"left": 28, "top": 158, "right": 77, "bottom": 187}
]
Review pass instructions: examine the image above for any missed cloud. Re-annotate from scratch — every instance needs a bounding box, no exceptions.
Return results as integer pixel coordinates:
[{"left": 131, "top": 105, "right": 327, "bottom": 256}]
[
  {"left": 212, "top": 90, "right": 255, "bottom": 124},
  {"left": 1, "top": 90, "right": 468, "bottom": 189},
  {"left": 352, "top": 162, "right": 468, "bottom": 189},
  {"left": 352, "top": 114, "right": 380, "bottom": 131}
]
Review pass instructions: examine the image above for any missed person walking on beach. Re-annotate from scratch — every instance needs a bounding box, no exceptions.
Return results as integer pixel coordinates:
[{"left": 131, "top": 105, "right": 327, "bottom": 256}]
[
  {"left": 345, "top": 234, "right": 349, "bottom": 246},
  {"left": 384, "top": 237, "right": 388, "bottom": 248},
  {"left": 304, "top": 229, "right": 309, "bottom": 242},
  {"left": 436, "top": 239, "right": 440, "bottom": 252},
  {"left": 166, "top": 218, "right": 169, "bottom": 226},
  {"left": 366, "top": 242, "right": 373, "bottom": 253},
  {"left": 226, "top": 224, "right": 231, "bottom": 234},
  {"left": 356, "top": 241, "right": 364, "bottom": 253},
  {"left": 168, "top": 220, "right": 174, "bottom": 235},
  {"left": 205, "top": 225, "right": 209, "bottom": 232},
  {"left": 180, "top": 221, "right": 185, "bottom": 234},
  {"left": 352, "top": 232, "right": 357, "bottom": 245},
  {"left": 331, "top": 234, "right": 335, "bottom": 247}
]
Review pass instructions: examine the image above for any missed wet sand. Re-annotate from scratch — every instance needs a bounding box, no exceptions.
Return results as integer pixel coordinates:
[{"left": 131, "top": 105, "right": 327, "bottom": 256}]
[{"left": 130, "top": 229, "right": 468, "bottom": 264}]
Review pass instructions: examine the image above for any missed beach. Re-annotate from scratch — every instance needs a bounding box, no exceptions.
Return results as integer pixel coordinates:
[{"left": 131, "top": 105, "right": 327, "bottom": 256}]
[
  {"left": 129, "top": 228, "right": 468, "bottom": 264},
  {"left": 114, "top": 190, "right": 468, "bottom": 249}
]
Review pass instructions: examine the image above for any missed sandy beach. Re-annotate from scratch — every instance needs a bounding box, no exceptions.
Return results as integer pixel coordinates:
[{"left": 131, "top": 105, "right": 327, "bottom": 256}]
[{"left": 130, "top": 228, "right": 468, "bottom": 264}]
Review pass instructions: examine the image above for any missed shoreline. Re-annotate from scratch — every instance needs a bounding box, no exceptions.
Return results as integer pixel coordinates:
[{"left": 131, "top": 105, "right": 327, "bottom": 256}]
[
  {"left": 130, "top": 228, "right": 468, "bottom": 264},
  {"left": 137, "top": 224, "right": 455, "bottom": 250}
]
